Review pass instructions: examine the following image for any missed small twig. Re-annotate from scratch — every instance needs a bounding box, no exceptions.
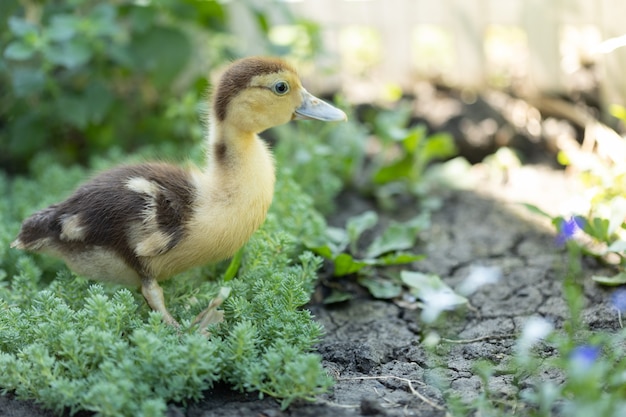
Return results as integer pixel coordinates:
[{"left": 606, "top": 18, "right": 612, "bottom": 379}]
[
  {"left": 315, "top": 398, "right": 359, "bottom": 409},
  {"left": 440, "top": 333, "right": 516, "bottom": 344},
  {"left": 337, "top": 375, "right": 445, "bottom": 412},
  {"left": 618, "top": 309, "right": 624, "bottom": 329}
]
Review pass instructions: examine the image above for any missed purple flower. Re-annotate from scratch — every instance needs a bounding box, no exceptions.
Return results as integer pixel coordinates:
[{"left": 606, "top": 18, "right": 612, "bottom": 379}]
[
  {"left": 556, "top": 216, "right": 585, "bottom": 246},
  {"left": 569, "top": 345, "right": 600, "bottom": 369},
  {"left": 611, "top": 288, "right": 626, "bottom": 313}
]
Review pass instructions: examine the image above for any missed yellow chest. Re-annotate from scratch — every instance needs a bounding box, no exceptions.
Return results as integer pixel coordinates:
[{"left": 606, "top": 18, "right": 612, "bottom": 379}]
[{"left": 149, "top": 137, "right": 276, "bottom": 280}]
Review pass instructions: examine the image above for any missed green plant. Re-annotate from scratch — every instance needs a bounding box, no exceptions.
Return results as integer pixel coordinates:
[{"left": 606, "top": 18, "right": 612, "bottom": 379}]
[
  {"left": 308, "top": 210, "right": 426, "bottom": 301},
  {"left": 1, "top": 0, "right": 319, "bottom": 173},
  {"left": 273, "top": 101, "right": 463, "bottom": 303},
  {"left": 523, "top": 126, "right": 626, "bottom": 285},
  {"left": 360, "top": 102, "right": 458, "bottom": 208},
  {"left": 1, "top": 0, "right": 229, "bottom": 171},
  {"left": 528, "top": 106, "right": 626, "bottom": 284}
]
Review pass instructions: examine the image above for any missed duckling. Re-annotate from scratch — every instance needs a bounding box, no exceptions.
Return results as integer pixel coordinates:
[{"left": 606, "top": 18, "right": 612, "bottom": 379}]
[{"left": 11, "top": 56, "right": 347, "bottom": 327}]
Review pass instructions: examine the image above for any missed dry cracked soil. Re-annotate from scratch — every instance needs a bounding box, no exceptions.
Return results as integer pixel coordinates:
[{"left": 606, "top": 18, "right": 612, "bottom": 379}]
[{"left": 1, "top": 162, "right": 621, "bottom": 417}]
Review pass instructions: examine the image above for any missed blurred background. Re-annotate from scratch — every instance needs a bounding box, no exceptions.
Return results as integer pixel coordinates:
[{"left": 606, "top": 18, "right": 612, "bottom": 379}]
[{"left": 2, "top": 0, "right": 626, "bottom": 172}]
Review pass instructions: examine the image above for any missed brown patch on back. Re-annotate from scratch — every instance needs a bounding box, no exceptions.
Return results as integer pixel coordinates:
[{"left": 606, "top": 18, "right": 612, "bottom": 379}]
[
  {"left": 213, "top": 57, "right": 296, "bottom": 121},
  {"left": 14, "top": 163, "right": 195, "bottom": 278}
]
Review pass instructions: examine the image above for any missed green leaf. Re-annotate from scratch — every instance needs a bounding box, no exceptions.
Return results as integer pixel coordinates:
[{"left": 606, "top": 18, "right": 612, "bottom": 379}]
[
  {"left": 365, "top": 214, "right": 429, "bottom": 258},
  {"left": 310, "top": 245, "right": 334, "bottom": 259},
  {"left": 56, "top": 94, "right": 90, "bottom": 128},
  {"left": 585, "top": 217, "right": 610, "bottom": 242},
  {"left": 592, "top": 273, "right": 626, "bottom": 286},
  {"left": 388, "top": 126, "right": 411, "bottom": 142},
  {"left": 346, "top": 210, "right": 377, "bottom": 252},
  {"left": 84, "top": 81, "right": 113, "bottom": 124},
  {"left": 129, "top": 5, "right": 158, "bottom": 34},
  {"left": 9, "top": 67, "right": 46, "bottom": 96},
  {"left": 326, "top": 226, "right": 349, "bottom": 249},
  {"left": 521, "top": 203, "right": 553, "bottom": 220},
  {"left": 4, "top": 41, "right": 36, "bottom": 61},
  {"left": 130, "top": 26, "right": 192, "bottom": 87},
  {"left": 374, "top": 252, "right": 424, "bottom": 266},
  {"left": 44, "top": 39, "right": 92, "bottom": 68},
  {"left": 421, "top": 132, "right": 457, "bottom": 162},
  {"left": 608, "top": 196, "right": 626, "bottom": 236},
  {"left": 333, "top": 253, "right": 367, "bottom": 276},
  {"left": 401, "top": 126, "right": 425, "bottom": 151},
  {"left": 372, "top": 155, "right": 413, "bottom": 184},
  {"left": 308, "top": 226, "right": 349, "bottom": 258},
  {"left": 323, "top": 289, "right": 353, "bottom": 304},
  {"left": 90, "top": 3, "right": 118, "bottom": 36},
  {"left": 7, "top": 113, "right": 47, "bottom": 157},
  {"left": 607, "top": 240, "right": 626, "bottom": 253},
  {"left": 358, "top": 276, "right": 402, "bottom": 299},
  {"left": 374, "top": 105, "right": 413, "bottom": 140},
  {"left": 253, "top": 10, "right": 270, "bottom": 34},
  {"left": 47, "top": 15, "right": 78, "bottom": 41},
  {"left": 8, "top": 16, "right": 37, "bottom": 37}
]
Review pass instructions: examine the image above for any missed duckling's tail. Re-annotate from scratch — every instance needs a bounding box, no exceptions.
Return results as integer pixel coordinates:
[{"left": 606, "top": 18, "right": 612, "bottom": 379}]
[
  {"left": 11, "top": 206, "right": 60, "bottom": 252},
  {"left": 10, "top": 238, "right": 25, "bottom": 250}
]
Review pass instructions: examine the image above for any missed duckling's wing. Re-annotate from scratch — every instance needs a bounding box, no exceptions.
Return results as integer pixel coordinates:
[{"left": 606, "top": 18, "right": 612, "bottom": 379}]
[
  {"left": 121, "top": 164, "right": 196, "bottom": 258},
  {"left": 13, "top": 163, "right": 196, "bottom": 266}
]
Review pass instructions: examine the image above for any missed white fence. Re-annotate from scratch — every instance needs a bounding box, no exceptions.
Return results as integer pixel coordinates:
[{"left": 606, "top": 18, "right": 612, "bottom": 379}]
[{"left": 229, "top": 0, "right": 626, "bottom": 107}]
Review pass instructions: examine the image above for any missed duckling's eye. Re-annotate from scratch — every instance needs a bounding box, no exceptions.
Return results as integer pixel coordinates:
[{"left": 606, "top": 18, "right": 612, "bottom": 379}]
[{"left": 272, "top": 81, "right": 290, "bottom": 95}]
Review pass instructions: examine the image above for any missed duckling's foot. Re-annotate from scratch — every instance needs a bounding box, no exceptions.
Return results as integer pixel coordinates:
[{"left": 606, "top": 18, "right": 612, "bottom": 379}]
[
  {"left": 141, "top": 277, "right": 180, "bottom": 328},
  {"left": 192, "top": 287, "right": 231, "bottom": 336}
]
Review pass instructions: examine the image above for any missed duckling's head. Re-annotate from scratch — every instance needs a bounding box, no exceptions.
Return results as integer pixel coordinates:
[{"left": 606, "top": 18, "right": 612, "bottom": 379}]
[{"left": 213, "top": 57, "right": 346, "bottom": 134}]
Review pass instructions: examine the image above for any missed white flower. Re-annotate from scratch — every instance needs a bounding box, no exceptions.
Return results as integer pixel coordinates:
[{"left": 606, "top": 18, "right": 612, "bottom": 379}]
[
  {"left": 456, "top": 265, "right": 501, "bottom": 296},
  {"left": 420, "top": 286, "right": 467, "bottom": 323},
  {"left": 516, "top": 316, "right": 553, "bottom": 358}
]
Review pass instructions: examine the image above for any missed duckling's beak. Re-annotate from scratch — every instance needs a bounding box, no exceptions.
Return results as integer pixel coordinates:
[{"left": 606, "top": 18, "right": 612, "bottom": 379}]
[{"left": 294, "top": 89, "right": 347, "bottom": 122}]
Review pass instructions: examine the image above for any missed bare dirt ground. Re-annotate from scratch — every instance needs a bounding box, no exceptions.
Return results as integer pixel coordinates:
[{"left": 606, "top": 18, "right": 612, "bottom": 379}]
[{"left": 2, "top": 162, "right": 619, "bottom": 417}]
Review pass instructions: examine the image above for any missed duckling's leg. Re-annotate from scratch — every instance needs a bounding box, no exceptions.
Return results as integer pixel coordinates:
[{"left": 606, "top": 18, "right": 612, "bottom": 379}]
[
  {"left": 141, "top": 277, "right": 179, "bottom": 328},
  {"left": 192, "top": 287, "right": 231, "bottom": 336}
]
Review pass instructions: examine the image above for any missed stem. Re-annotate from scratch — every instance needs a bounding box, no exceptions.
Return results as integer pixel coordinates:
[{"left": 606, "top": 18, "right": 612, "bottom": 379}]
[
  {"left": 223, "top": 247, "right": 244, "bottom": 282},
  {"left": 563, "top": 241, "right": 584, "bottom": 338}
]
